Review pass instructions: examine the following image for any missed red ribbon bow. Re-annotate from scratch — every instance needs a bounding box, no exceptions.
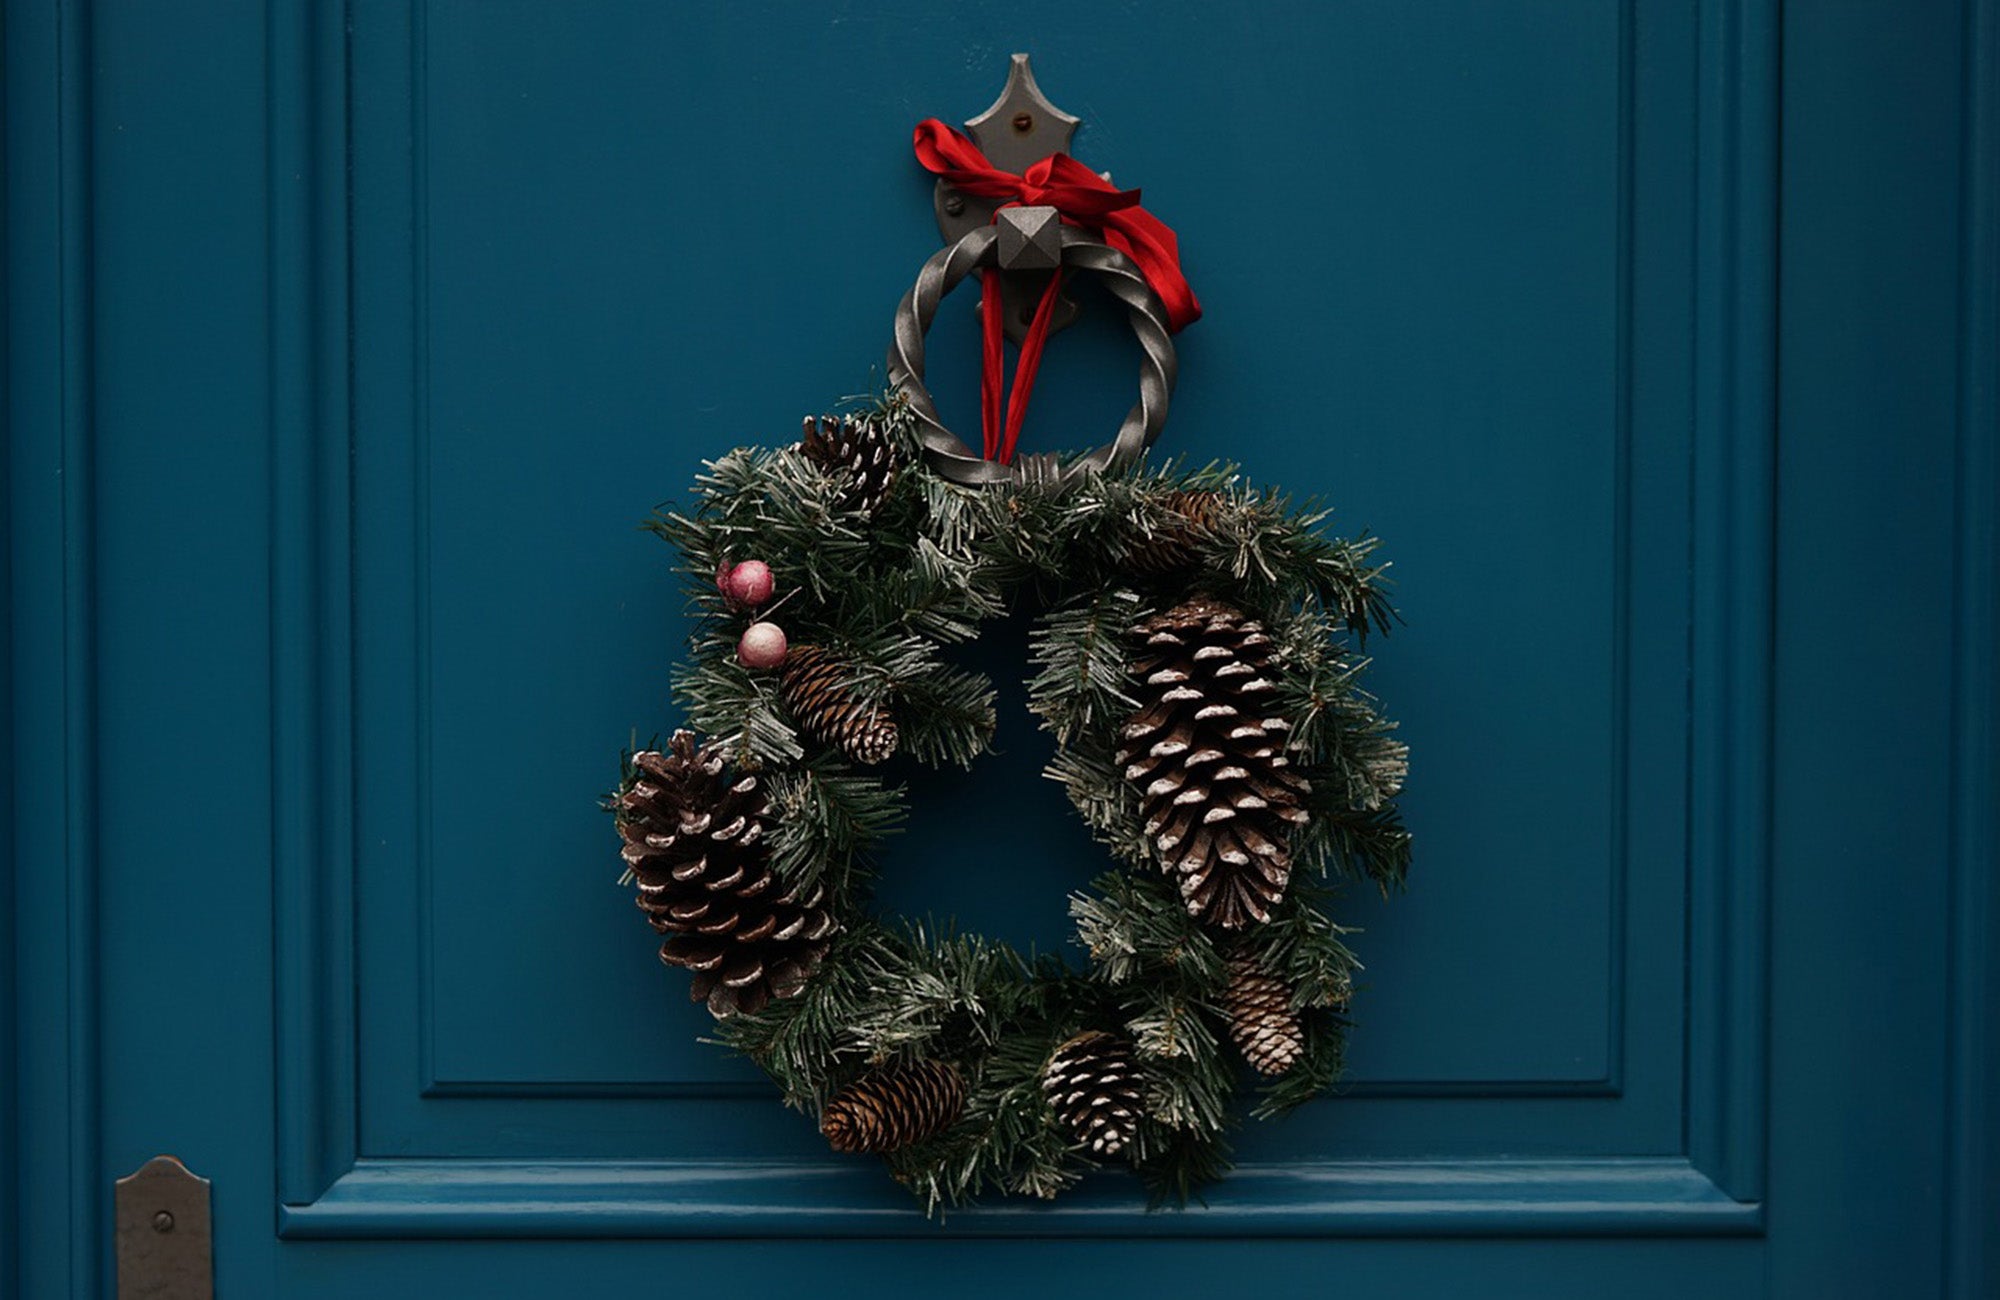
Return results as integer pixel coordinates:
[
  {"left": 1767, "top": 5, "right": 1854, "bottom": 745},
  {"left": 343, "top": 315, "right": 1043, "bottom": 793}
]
[{"left": 912, "top": 118, "right": 1201, "bottom": 464}]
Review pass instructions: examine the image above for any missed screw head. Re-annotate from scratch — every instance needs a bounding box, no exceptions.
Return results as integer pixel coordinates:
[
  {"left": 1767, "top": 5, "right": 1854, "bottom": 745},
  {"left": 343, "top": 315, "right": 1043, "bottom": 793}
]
[
  {"left": 152, "top": 1211, "right": 175, "bottom": 1233},
  {"left": 1011, "top": 111, "right": 1033, "bottom": 133},
  {"left": 942, "top": 189, "right": 966, "bottom": 217}
]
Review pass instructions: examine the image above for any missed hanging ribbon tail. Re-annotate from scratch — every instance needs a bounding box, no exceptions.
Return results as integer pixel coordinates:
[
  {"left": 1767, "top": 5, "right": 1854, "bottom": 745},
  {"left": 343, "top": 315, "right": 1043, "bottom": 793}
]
[
  {"left": 999, "top": 269, "right": 1068, "bottom": 465},
  {"left": 979, "top": 269, "right": 1006, "bottom": 461}
]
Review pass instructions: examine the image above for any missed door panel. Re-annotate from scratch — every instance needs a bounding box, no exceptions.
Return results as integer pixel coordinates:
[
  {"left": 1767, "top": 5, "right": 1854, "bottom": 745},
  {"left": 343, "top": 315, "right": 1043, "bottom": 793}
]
[
  {"left": 408, "top": 0, "right": 1636, "bottom": 1097},
  {"left": 287, "top": 0, "right": 1743, "bottom": 1230}
]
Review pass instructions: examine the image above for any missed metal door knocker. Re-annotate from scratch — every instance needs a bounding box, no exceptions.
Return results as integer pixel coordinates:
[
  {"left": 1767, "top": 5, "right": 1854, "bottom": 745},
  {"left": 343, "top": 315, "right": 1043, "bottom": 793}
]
[
  {"left": 892, "top": 56, "right": 1195, "bottom": 488},
  {"left": 887, "top": 211, "right": 1177, "bottom": 488}
]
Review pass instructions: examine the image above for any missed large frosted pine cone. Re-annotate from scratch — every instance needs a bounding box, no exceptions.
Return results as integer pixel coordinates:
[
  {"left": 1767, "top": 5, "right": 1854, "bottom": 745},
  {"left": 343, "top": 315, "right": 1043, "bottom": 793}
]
[
  {"left": 615, "top": 731, "right": 836, "bottom": 1016},
  {"left": 1119, "top": 597, "right": 1310, "bottom": 928}
]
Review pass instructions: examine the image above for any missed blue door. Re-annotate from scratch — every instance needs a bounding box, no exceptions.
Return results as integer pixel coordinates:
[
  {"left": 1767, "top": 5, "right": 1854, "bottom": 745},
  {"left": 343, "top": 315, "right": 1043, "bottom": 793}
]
[{"left": 7, "top": 1, "right": 1995, "bottom": 1296}]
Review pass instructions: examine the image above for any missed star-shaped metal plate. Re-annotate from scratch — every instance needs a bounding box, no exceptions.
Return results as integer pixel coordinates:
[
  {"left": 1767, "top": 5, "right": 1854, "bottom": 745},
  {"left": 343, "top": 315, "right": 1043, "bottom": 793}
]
[{"left": 932, "top": 55, "right": 1087, "bottom": 342}]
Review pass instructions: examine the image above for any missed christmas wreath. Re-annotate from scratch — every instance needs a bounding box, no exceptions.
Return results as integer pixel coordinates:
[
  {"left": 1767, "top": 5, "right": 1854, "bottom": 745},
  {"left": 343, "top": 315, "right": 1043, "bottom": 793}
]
[{"left": 611, "top": 397, "right": 1410, "bottom": 1209}]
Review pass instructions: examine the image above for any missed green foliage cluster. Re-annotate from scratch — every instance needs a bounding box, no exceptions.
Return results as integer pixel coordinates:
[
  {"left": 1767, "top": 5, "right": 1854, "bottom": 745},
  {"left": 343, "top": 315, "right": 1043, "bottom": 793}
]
[{"left": 639, "top": 394, "right": 1409, "bottom": 1212}]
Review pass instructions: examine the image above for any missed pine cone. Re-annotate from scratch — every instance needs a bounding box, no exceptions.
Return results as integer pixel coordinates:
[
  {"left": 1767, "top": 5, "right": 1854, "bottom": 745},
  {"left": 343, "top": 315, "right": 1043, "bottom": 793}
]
[
  {"left": 1119, "top": 597, "right": 1310, "bottom": 929},
  {"left": 820, "top": 1060, "right": 965, "bottom": 1153},
  {"left": 615, "top": 731, "right": 837, "bottom": 1017},
  {"left": 1042, "top": 1031, "right": 1142, "bottom": 1157},
  {"left": 1122, "top": 489, "right": 1224, "bottom": 578},
  {"left": 782, "top": 645, "right": 898, "bottom": 764},
  {"left": 801, "top": 412, "right": 903, "bottom": 517},
  {"left": 1222, "top": 954, "right": 1305, "bottom": 1075}
]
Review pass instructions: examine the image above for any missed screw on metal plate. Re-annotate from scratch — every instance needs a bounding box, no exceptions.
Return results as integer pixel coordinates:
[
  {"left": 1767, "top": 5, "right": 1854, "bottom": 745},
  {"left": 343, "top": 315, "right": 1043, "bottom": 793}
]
[
  {"left": 115, "top": 1156, "right": 212, "bottom": 1299},
  {"left": 932, "top": 54, "right": 1088, "bottom": 343}
]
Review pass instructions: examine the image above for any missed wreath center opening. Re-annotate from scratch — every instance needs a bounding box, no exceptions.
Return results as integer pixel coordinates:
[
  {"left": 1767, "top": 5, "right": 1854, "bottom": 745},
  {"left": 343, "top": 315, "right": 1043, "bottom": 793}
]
[{"left": 869, "top": 605, "right": 1105, "bottom": 955}]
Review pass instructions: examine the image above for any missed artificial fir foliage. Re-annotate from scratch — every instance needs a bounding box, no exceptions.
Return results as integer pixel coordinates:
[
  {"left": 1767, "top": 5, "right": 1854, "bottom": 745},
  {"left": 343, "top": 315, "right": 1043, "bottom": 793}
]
[
  {"left": 616, "top": 394, "right": 1410, "bottom": 1211},
  {"left": 1119, "top": 597, "right": 1311, "bottom": 929},
  {"left": 821, "top": 1059, "right": 967, "bottom": 1153},
  {"left": 1043, "top": 1030, "right": 1144, "bottom": 1155},
  {"left": 1221, "top": 953, "right": 1306, "bottom": 1076},
  {"left": 616, "top": 733, "right": 838, "bottom": 1017}
]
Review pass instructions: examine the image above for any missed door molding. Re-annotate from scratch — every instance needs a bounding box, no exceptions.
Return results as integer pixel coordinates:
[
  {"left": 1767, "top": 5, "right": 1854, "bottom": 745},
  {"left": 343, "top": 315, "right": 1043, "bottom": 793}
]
[
  {"left": 272, "top": 0, "right": 1777, "bottom": 1238},
  {"left": 1946, "top": 0, "right": 2000, "bottom": 1289},
  {"left": 5, "top": 0, "right": 104, "bottom": 1290}
]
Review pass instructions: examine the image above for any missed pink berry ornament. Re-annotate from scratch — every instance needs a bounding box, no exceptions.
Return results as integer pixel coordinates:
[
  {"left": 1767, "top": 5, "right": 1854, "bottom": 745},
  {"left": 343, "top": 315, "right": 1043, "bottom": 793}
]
[
  {"left": 725, "top": 559, "right": 775, "bottom": 608},
  {"left": 736, "top": 620, "right": 788, "bottom": 669}
]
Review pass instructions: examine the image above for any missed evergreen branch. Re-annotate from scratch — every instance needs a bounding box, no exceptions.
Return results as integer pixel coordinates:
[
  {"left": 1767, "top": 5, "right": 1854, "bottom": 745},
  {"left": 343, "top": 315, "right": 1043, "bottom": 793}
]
[
  {"left": 894, "top": 663, "right": 1000, "bottom": 769},
  {"left": 1026, "top": 587, "right": 1148, "bottom": 745},
  {"left": 763, "top": 757, "right": 904, "bottom": 895}
]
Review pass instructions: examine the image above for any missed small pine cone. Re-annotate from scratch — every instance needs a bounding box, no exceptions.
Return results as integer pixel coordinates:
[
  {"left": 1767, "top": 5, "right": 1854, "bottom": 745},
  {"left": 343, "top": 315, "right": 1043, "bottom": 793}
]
[
  {"left": 782, "top": 645, "right": 898, "bottom": 764},
  {"left": 1122, "top": 489, "right": 1224, "bottom": 578},
  {"left": 820, "top": 1060, "right": 965, "bottom": 1153},
  {"left": 1223, "top": 954, "right": 1305, "bottom": 1076},
  {"left": 801, "top": 412, "right": 903, "bottom": 517},
  {"left": 615, "top": 731, "right": 837, "bottom": 1017},
  {"left": 1042, "top": 1031, "right": 1143, "bottom": 1157},
  {"left": 1119, "top": 597, "right": 1310, "bottom": 929}
]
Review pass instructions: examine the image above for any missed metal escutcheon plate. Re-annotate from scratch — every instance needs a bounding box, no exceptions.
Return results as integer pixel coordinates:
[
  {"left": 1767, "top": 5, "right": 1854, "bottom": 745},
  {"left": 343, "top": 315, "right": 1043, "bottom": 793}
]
[
  {"left": 932, "top": 54, "right": 1087, "bottom": 344},
  {"left": 115, "top": 1156, "right": 213, "bottom": 1300}
]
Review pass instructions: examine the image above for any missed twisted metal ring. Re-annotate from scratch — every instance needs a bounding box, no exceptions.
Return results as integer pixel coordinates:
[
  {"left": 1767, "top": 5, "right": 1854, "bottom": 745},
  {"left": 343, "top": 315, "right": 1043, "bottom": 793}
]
[{"left": 886, "top": 225, "right": 1178, "bottom": 488}]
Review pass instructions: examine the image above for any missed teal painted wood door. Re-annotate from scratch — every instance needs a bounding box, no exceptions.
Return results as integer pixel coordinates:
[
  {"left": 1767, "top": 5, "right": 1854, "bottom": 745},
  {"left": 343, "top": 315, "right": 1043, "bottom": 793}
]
[{"left": 7, "top": 1, "right": 1996, "bottom": 1296}]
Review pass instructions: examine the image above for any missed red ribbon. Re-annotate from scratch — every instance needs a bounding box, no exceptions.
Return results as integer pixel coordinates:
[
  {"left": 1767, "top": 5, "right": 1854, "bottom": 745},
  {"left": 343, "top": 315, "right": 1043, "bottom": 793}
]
[{"left": 913, "top": 118, "right": 1201, "bottom": 464}]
